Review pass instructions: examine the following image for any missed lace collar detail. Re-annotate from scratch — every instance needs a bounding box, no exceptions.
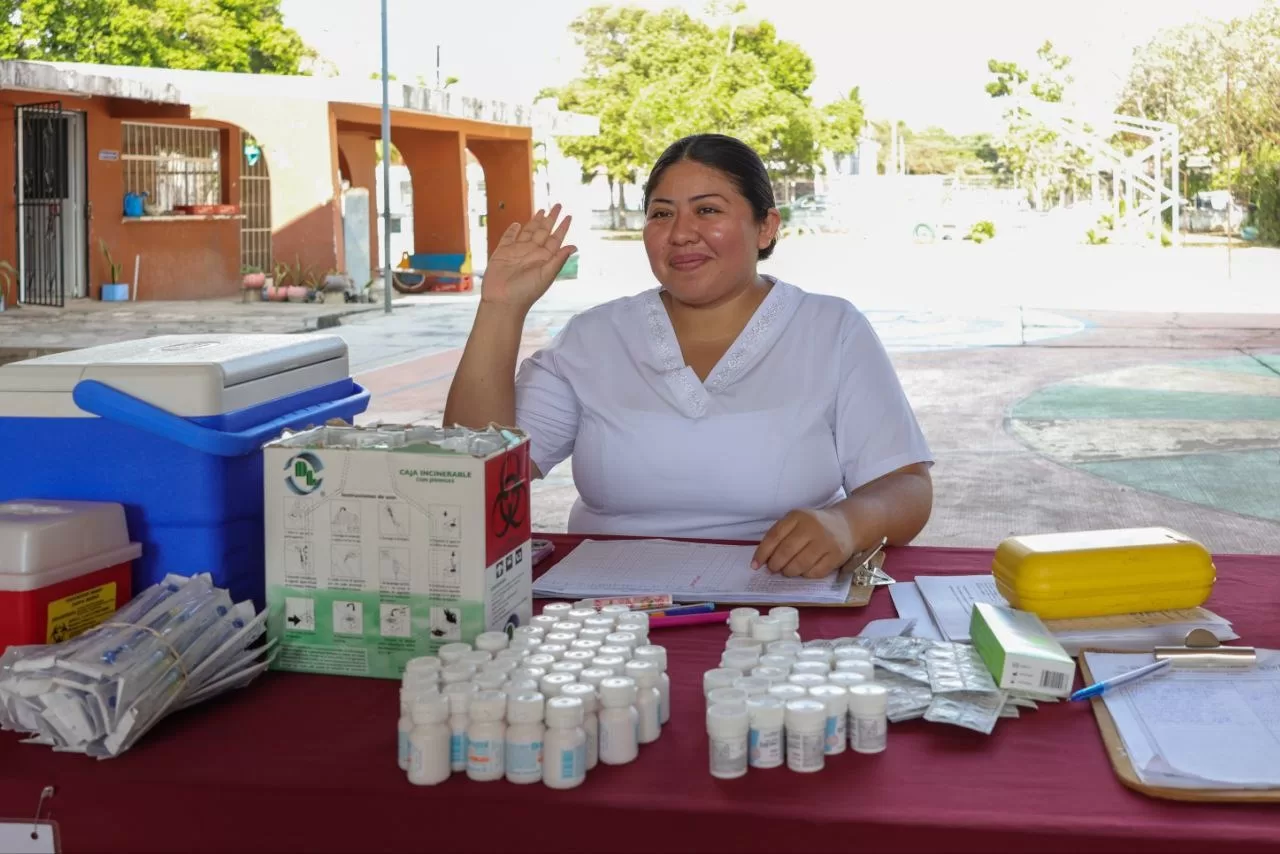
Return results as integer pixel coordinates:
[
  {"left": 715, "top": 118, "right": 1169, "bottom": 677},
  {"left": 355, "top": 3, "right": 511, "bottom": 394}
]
[
  {"left": 642, "top": 279, "right": 800, "bottom": 418},
  {"left": 645, "top": 290, "right": 708, "bottom": 418},
  {"left": 704, "top": 279, "right": 797, "bottom": 393}
]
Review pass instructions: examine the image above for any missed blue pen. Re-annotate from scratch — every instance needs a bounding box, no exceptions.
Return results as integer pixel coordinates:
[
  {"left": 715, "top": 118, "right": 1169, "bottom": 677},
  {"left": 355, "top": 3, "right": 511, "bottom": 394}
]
[
  {"left": 1070, "top": 658, "right": 1172, "bottom": 702},
  {"left": 645, "top": 602, "right": 716, "bottom": 618}
]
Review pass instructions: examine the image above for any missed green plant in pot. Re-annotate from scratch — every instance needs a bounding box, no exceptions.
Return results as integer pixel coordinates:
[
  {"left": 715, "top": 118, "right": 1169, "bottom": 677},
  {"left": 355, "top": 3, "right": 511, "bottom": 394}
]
[
  {"left": 241, "top": 264, "right": 265, "bottom": 302},
  {"left": 99, "top": 239, "right": 129, "bottom": 301},
  {"left": 266, "top": 261, "right": 290, "bottom": 301},
  {"left": 285, "top": 257, "right": 309, "bottom": 302}
]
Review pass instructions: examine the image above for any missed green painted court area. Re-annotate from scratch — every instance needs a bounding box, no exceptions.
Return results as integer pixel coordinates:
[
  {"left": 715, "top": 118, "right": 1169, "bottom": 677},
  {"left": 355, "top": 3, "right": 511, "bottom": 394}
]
[{"left": 1011, "top": 355, "right": 1280, "bottom": 522}]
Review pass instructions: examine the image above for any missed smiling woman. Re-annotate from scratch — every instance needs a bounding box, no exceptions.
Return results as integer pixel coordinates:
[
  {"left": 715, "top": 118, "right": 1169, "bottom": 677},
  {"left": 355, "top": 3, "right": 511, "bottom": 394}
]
[{"left": 444, "top": 134, "right": 935, "bottom": 579}]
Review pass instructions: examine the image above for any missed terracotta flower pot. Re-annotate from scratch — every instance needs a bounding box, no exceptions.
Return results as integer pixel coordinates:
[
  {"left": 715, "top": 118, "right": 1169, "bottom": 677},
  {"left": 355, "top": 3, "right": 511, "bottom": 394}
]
[
  {"left": 242, "top": 272, "right": 266, "bottom": 289},
  {"left": 286, "top": 286, "right": 309, "bottom": 303},
  {"left": 265, "top": 285, "right": 288, "bottom": 302}
]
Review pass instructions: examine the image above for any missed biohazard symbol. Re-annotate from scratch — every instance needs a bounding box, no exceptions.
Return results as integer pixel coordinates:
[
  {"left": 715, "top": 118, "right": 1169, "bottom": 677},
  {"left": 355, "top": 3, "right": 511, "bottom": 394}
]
[{"left": 490, "top": 452, "right": 527, "bottom": 538}]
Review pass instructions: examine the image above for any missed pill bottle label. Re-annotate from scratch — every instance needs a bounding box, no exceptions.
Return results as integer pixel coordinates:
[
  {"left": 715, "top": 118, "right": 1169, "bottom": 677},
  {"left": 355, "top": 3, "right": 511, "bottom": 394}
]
[
  {"left": 507, "top": 740, "right": 543, "bottom": 778},
  {"left": 786, "top": 730, "right": 824, "bottom": 772},
  {"left": 853, "top": 715, "right": 887, "bottom": 753},
  {"left": 468, "top": 739, "right": 502, "bottom": 775},
  {"left": 749, "top": 726, "right": 783, "bottom": 767},
  {"left": 398, "top": 731, "right": 410, "bottom": 769},
  {"left": 450, "top": 732, "right": 466, "bottom": 767},
  {"left": 560, "top": 743, "right": 585, "bottom": 780},
  {"left": 409, "top": 742, "right": 424, "bottom": 776},
  {"left": 709, "top": 735, "right": 748, "bottom": 777},
  {"left": 825, "top": 715, "right": 848, "bottom": 754}
]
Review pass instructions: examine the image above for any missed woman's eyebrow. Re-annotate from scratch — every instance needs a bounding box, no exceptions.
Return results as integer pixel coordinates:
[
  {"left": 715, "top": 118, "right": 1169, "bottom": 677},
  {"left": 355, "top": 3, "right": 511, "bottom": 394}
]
[{"left": 649, "top": 193, "right": 729, "bottom": 205}]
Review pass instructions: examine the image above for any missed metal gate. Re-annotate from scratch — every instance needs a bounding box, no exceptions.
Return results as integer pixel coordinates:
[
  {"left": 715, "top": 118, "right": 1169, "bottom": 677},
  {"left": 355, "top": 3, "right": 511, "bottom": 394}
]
[
  {"left": 239, "top": 131, "right": 272, "bottom": 274},
  {"left": 15, "top": 101, "right": 67, "bottom": 307}
]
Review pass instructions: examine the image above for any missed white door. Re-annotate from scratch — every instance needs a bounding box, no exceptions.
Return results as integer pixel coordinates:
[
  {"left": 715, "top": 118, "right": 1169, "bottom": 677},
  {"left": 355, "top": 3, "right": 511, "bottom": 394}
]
[{"left": 62, "top": 111, "right": 88, "bottom": 298}]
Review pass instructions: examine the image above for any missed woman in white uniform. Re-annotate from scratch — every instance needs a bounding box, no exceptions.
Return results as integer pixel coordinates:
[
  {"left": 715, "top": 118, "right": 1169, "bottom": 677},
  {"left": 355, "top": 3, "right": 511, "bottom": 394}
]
[{"left": 445, "top": 134, "right": 933, "bottom": 578}]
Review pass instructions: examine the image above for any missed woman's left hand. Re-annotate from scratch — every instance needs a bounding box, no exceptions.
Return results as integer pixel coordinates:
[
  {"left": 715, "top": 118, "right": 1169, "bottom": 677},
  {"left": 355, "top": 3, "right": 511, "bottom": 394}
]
[{"left": 752, "top": 508, "right": 856, "bottom": 578}]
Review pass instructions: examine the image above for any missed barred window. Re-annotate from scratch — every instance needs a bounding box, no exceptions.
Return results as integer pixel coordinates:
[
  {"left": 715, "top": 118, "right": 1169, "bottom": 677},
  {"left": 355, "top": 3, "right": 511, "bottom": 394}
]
[{"left": 122, "top": 122, "right": 221, "bottom": 212}]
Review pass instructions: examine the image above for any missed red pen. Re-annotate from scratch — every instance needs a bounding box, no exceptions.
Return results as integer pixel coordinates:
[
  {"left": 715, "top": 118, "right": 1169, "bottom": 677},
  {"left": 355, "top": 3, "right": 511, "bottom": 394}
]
[{"left": 648, "top": 611, "right": 726, "bottom": 629}]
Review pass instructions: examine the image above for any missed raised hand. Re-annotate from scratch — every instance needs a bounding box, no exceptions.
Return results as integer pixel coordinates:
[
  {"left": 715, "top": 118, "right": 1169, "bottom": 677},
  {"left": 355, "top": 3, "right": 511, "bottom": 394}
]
[{"left": 480, "top": 204, "right": 576, "bottom": 312}]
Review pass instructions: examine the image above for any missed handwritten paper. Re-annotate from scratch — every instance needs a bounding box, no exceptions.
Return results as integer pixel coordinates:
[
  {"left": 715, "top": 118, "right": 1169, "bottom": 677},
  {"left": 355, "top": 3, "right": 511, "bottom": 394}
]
[
  {"left": 532, "top": 539, "right": 855, "bottom": 605},
  {"left": 1084, "top": 650, "right": 1280, "bottom": 788}
]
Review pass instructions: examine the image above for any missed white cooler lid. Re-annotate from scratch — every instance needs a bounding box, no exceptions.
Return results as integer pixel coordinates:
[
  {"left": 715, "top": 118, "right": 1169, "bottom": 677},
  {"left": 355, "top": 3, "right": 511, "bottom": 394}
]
[
  {"left": 0, "top": 333, "right": 349, "bottom": 418},
  {"left": 0, "top": 500, "right": 141, "bottom": 591}
]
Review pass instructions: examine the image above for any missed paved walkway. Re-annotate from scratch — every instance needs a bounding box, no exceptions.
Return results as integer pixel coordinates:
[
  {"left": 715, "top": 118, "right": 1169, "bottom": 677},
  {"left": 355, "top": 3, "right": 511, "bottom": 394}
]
[{"left": 0, "top": 295, "right": 398, "bottom": 363}]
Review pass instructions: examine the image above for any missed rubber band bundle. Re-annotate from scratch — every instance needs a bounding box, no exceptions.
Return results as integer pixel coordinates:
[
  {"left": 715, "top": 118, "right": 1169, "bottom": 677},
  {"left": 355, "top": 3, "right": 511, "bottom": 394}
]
[{"left": 0, "top": 573, "right": 272, "bottom": 758}]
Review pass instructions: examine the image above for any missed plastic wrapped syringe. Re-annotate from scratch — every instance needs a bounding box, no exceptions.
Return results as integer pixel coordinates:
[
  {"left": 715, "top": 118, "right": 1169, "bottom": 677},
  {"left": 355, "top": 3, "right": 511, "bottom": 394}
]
[{"left": 0, "top": 573, "right": 273, "bottom": 758}]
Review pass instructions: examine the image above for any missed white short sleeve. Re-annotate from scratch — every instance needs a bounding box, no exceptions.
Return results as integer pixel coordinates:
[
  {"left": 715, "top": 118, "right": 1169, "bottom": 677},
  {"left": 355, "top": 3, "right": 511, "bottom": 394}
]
[
  {"left": 514, "top": 321, "right": 582, "bottom": 476},
  {"left": 835, "top": 310, "right": 933, "bottom": 493}
]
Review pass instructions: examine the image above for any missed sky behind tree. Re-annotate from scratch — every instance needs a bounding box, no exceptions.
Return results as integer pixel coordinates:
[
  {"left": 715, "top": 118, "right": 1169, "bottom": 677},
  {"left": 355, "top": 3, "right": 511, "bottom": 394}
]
[{"left": 282, "top": 0, "right": 1266, "bottom": 132}]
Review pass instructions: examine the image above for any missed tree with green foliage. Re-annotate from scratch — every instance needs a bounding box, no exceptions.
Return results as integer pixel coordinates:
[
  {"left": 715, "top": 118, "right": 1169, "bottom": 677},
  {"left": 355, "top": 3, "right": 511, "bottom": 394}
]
[
  {"left": 1118, "top": 3, "right": 1280, "bottom": 242},
  {"left": 542, "top": 4, "right": 843, "bottom": 222},
  {"left": 0, "top": 0, "right": 313, "bottom": 74},
  {"left": 820, "top": 87, "right": 865, "bottom": 154},
  {"left": 985, "top": 41, "right": 1090, "bottom": 208},
  {"left": 870, "top": 121, "right": 997, "bottom": 177}
]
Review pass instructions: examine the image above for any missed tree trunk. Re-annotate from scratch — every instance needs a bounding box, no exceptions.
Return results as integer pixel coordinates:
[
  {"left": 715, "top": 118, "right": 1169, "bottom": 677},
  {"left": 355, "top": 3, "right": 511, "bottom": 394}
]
[
  {"left": 618, "top": 183, "right": 629, "bottom": 229},
  {"left": 608, "top": 176, "right": 619, "bottom": 230}
]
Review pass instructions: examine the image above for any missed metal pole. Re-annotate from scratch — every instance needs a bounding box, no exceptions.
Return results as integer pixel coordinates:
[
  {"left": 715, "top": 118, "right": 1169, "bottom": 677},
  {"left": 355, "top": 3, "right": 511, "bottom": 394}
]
[
  {"left": 381, "top": 0, "right": 393, "bottom": 314},
  {"left": 16, "top": 109, "right": 25, "bottom": 303},
  {"left": 1171, "top": 127, "right": 1180, "bottom": 248}
]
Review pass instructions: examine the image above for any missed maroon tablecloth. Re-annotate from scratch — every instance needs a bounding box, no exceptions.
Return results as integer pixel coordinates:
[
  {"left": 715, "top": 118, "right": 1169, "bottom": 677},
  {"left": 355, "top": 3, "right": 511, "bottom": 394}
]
[{"left": 2, "top": 538, "right": 1278, "bottom": 853}]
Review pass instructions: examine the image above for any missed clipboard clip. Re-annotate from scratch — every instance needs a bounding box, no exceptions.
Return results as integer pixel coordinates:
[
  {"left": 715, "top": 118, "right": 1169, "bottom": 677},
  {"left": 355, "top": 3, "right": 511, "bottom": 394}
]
[
  {"left": 32, "top": 785, "right": 54, "bottom": 836},
  {"left": 1154, "top": 628, "right": 1256, "bottom": 669},
  {"left": 849, "top": 538, "right": 893, "bottom": 587}
]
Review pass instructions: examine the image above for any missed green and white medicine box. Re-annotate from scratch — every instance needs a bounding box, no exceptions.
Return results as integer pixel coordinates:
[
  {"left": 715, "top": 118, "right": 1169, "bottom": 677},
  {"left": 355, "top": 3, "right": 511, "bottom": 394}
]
[
  {"left": 969, "top": 601, "right": 1076, "bottom": 698},
  {"left": 264, "top": 425, "right": 533, "bottom": 680}
]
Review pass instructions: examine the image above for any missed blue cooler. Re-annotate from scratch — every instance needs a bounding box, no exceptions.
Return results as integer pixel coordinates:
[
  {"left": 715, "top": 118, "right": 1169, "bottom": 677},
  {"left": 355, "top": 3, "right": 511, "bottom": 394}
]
[{"left": 0, "top": 334, "right": 370, "bottom": 608}]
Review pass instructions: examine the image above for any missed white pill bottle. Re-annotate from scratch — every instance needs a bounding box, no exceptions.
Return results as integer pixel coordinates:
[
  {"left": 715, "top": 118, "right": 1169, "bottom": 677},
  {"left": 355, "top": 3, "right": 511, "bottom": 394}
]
[{"left": 543, "top": 695, "right": 588, "bottom": 790}]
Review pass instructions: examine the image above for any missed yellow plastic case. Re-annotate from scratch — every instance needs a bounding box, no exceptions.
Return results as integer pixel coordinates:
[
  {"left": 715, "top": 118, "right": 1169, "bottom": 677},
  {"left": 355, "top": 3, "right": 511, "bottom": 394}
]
[{"left": 991, "top": 527, "right": 1216, "bottom": 620}]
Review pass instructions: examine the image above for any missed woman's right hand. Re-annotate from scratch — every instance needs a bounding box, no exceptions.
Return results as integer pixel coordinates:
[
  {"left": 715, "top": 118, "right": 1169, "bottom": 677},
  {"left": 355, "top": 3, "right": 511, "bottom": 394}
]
[{"left": 480, "top": 204, "right": 576, "bottom": 312}]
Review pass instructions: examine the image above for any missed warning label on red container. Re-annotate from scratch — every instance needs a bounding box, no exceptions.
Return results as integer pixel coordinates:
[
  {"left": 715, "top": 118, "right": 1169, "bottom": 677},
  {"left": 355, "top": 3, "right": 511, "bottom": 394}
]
[{"left": 46, "top": 582, "right": 118, "bottom": 643}]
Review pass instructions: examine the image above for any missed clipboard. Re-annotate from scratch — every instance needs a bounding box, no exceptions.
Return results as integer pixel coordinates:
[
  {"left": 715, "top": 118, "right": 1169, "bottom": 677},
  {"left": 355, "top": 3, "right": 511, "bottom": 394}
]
[
  {"left": 711, "top": 544, "right": 887, "bottom": 609},
  {"left": 1079, "top": 653, "right": 1280, "bottom": 803},
  {"left": 0, "top": 786, "right": 61, "bottom": 853}
]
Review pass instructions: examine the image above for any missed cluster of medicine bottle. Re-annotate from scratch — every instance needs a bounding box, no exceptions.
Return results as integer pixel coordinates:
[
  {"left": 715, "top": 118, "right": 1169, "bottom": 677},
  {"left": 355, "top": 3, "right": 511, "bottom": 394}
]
[
  {"left": 704, "top": 606, "right": 888, "bottom": 778},
  {"left": 396, "top": 602, "right": 669, "bottom": 788}
]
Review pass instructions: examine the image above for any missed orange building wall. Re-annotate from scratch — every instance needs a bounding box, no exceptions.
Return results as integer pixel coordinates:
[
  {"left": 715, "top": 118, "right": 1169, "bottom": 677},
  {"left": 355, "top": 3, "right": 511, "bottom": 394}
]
[
  {"left": 397, "top": 129, "right": 469, "bottom": 256},
  {"left": 466, "top": 137, "right": 535, "bottom": 258},
  {"left": 0, "top": 92, "right": 242, "bottom": 304}
]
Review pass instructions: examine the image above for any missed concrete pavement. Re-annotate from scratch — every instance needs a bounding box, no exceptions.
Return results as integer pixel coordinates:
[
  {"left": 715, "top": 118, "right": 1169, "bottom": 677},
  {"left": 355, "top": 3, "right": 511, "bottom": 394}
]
[{"left": 3, "top": 233, "right": 1278, "bottom": 553}]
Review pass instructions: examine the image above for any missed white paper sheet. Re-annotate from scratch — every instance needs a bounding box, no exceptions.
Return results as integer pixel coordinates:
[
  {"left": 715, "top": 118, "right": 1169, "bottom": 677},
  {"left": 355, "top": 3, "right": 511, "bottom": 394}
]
[
  {"left": 911, "top": 575, "right": 1238, "bottom": 652},
  {"left": 913, "top": 575, "right": 1004, "bottom": 641},
  {"left": 857, "top": 618, "right": 918, "bottom": 638},
  {"left": 886, "top": 582, "right": 943, "bottom": 640},
  {"left": 1084, "top": 650, "right": 1280, "bottom": 788},
  {"left": 532, "top": 539, "right": 855, "bottom": 605}
]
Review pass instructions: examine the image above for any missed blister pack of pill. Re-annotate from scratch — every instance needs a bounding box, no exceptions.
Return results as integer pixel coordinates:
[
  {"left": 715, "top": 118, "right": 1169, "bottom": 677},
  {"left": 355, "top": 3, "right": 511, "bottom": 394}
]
[
  {"left": 875, "top": 671, "right": 935, "bottom": 722},
  {"left": 874, "top": 657, "right": 930, "bottom": 685},
  {"left": 873, "top": 636, "right": 937, "bottom": 661},
  {"left": 923, "top": 691, "right": 1008, "bottom": 735},
  {"left": 924, "top": 644, "right": 999, "bottom": 695}
]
